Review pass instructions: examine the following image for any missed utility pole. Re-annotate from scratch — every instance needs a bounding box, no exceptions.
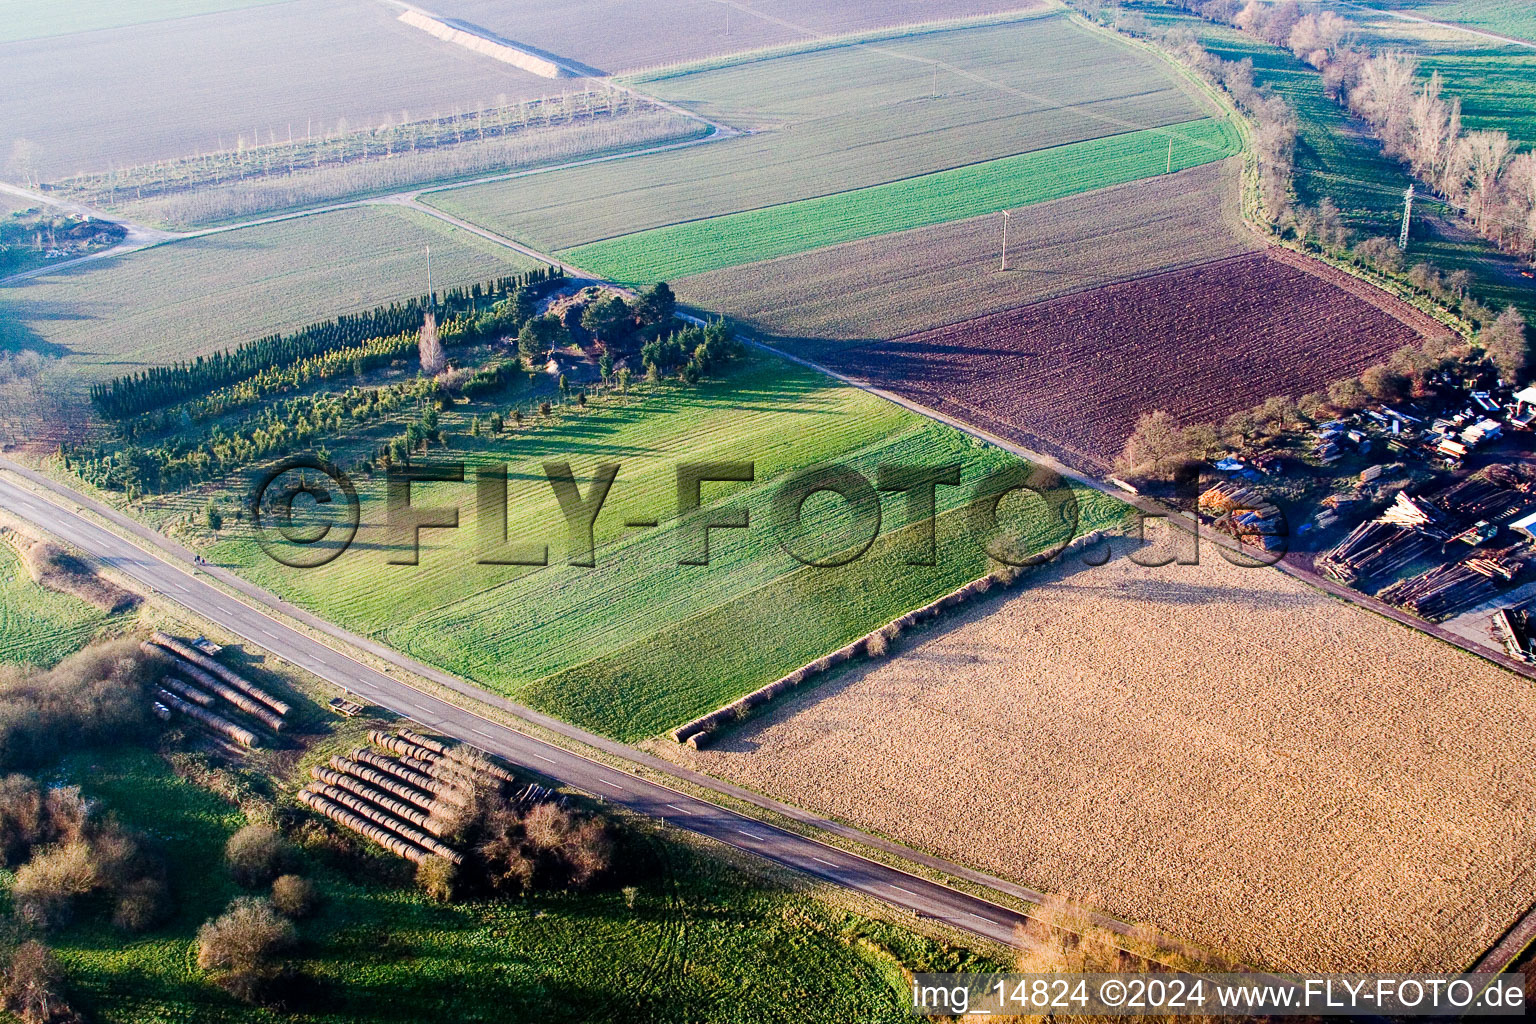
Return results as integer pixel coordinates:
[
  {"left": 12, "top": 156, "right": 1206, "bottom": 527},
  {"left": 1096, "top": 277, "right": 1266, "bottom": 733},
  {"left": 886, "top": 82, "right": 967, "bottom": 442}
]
[
  {"left": 932, "top": 63, "right": 938, "bottom": 98},
  {"left": 1000, "top": 210, "right": 1011, "bottom": 271},
  {"left": 425, "top": 245, "right": 432, "bottom": 308},
  {"left": 1398, "top": 184, "right": 1415, "bottom": 250},
  {"left": 1166, "top": 136, "right": 1173, "bottom": 174}
]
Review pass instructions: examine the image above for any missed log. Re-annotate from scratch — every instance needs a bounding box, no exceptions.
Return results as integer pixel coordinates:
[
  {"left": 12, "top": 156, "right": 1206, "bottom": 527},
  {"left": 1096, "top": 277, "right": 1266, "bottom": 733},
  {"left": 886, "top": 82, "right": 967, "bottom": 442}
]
[
  {"left": 161, "top": 675, "right": 215, "bottom": 707},
  {"left": 369, "top": 730, "right": 443, "bottom": 763},
  {"left": 307, "top": 783, "right": 462, "bottom": 861},
  {"left": 311, "top": 766, "right": 451, "bottom": 835},
  {"left": 328, "top": 756, "right": 439, "bottom": 811},
  {"left": 349, "top": 749, "right": 470, "bottom": 807},
  {"left": 142, "top": 642, "right": 285, "bottom": 732},
  {"left": 298, "top": 789, "right": 433, "bottom": 864},
  {"left": 157, "top": 688, "right": 257, "bottom": 747},
  {"left": 397, "top": 729, "right": 449, "bottom": 755},
  {"left": 148, "top": 630, "right": 290, "bottom": 717}
]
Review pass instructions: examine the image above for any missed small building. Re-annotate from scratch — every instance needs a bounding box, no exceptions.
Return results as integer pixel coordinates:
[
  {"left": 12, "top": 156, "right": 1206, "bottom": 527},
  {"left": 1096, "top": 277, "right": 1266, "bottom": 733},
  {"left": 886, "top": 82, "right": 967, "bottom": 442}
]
[
  {"left": 1511, "top": 385, "right": 1536, "bottom": 426},
  {"left": 1509, "top": 510, "right": 1536, "bottom": 543}
]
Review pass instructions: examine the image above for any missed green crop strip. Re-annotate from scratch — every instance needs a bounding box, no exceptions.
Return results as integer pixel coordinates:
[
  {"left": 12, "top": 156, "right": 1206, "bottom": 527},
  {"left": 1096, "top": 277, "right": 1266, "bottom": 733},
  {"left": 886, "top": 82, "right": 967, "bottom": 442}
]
[{"left": 560, "top": 116, "right": 1242, "bottom": 284}]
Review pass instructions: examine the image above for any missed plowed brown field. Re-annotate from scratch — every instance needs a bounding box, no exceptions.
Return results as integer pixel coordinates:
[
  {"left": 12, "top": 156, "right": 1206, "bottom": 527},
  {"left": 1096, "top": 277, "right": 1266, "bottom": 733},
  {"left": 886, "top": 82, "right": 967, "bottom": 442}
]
[{"left": 818, "top": 249, "right": 1450, "bottom": 472}]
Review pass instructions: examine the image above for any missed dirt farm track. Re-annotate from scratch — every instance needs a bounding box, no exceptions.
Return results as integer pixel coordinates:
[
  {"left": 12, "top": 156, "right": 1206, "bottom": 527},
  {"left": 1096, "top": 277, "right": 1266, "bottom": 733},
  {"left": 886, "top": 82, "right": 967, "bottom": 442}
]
[
  {"left": 820, "top": 249, "right": 1450, "bottom": 473},
  {"left": 666, "top": 549, "right": 1536, "bottom": 973}
]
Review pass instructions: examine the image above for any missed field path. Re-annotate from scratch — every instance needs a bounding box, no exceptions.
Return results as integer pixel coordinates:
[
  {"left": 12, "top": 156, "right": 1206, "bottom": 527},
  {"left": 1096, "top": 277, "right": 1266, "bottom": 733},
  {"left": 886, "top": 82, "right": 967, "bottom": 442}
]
[{"left": 1338, "top": 1, "right": 1536, "bottom": 48}]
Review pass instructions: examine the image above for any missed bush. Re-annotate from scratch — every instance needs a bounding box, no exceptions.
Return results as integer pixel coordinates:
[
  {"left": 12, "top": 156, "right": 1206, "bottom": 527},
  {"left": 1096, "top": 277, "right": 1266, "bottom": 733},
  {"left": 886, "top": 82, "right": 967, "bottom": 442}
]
[
  {"left": 113, "top": 876, "right": 171, "bottom": 932},
  {"left": 0, "top": 639, "right": 161, "bottom": 772},
  {"left": 269, "top": 874, "right": 318, "bottom": 919},
  {"left": 225, "top": 825, "right": 297, "bottom": 888},
  {"left": 1, "top": 942, "right": 80, "bottom": 1024},
  {"left": 415, "top": 855, "right": 458, "bottom": 903},
  {"left": 11, "top": 841, "right": 98, "bottom": 930},
  {"left": 196, "top": 896, "right": 297, "bottom": 1004}
]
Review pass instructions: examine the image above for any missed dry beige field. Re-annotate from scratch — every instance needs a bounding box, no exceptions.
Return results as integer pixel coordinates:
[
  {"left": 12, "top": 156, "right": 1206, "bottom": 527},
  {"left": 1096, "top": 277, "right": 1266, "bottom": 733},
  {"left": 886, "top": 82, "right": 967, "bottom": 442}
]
[
  {"left": 675, "top": 159, "right": 1257, "bottom": 351},
  {"left": 664, "top": 548, "right": 1536, "bottom": 972}
]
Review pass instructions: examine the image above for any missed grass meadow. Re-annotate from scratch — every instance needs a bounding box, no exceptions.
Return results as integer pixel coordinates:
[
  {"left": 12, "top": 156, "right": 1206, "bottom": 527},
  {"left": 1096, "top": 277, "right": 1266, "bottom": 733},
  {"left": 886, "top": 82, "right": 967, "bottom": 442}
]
[
  {"left": 202, "top": 356, "right": 1124, "bottom": 740},
  {"left": 1, "top": 651, "right": 993, "bottom": 1022},
  {"left": 0, "top": 542, "right": 127, "bottom": 665},
  {"left": 426, "top": 12, "right": 1218, "bottom": 251},
  {"left": 563, "top": 118, "right": 1241, "bottom": 284},
  {"left": 1146, "top": 6, "right": 1536, "bottom": 324},
  {"left": 0, "top": 206, "right": 536, "bottom": 399},
  {"left": 1354, "top": 0, "right": 1536, "bottom": 43}
]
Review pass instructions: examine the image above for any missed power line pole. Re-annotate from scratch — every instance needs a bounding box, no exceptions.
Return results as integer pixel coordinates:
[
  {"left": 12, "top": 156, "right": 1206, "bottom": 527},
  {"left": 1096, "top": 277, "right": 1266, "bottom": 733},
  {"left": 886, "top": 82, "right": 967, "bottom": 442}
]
[
  {"left": 1166, "top": 136, "right": 1173, "bottom": 174},
  {"left": 425, "top": 245, "right": 432, "bottom": 308},
  {"left": 1000, "top": 210, "right": 1011, "bottom": 271},
  {"left": 1398, "top": 184, "right": 1415, "bottom": 250}
]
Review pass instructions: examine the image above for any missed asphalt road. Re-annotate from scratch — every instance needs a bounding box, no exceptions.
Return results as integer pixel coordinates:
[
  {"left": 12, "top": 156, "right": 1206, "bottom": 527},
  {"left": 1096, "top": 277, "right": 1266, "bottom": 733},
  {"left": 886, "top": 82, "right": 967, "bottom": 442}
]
[{"left": 0, "top": 470, "right": 1033, "bottom": 948}]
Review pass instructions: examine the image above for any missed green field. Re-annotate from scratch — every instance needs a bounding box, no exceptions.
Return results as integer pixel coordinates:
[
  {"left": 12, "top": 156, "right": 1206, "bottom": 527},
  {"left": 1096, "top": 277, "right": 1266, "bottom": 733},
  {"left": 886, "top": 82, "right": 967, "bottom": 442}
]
[
  {"left": 205, "top": 356, "right": 1123, "bottom": 741},
  {"left": 426, "top": 12, "right": 1218, "bottom": 252},
  {"left": 0, "top": 543, "right": 125, "bottom": 665},
  {"left": 1355, "top": 0, "right": 1536, "bottom": 43},
  {"left": 20, "top": 731, "right": 993, "bottom": 1022},
  {"left": 564, "top": 118, "right": 1240, "bottom": 284},
  {"left": 675, "top": 158, "right": 1256, "bottom": 352},
  {"left": 0, "top": 206, "right": 536, "bottom": 399},
  {"left": 0, "top": 0, "right": 289, "bottom": 42}
]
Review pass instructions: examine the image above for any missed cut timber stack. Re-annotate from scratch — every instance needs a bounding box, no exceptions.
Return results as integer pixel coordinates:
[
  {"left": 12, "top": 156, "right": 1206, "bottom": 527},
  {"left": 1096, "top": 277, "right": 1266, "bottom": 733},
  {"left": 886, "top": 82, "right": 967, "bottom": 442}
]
[
  {"left": 142, "top": 643, "right": 285, "bottom": 732},
  {"left": 1378, "top": 554, "right": 1522, "bottom": 621},
  {"left": 298, "top": 790, "right": 436, "bottom": 865},
  {"left": 301, "top": 732, "right": 527, "bottom": 866},
  {"left": 1199, "top": 482, "right": 1265, "bottom": 517},
  {"left": 157, "top": 688, "right": 257, "bottom": 748},
  {"left": 310, "top": 767, "right": 448, "bottom": 836},
  {"left": 149, "top": 632, "right": 290, "bottom": 715}
]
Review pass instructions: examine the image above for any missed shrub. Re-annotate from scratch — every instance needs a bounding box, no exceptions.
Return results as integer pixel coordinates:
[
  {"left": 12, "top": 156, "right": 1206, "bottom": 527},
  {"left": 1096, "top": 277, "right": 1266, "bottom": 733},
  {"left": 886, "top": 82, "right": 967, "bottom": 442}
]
[
  {"left": 11, "top": 841, "right": 98, "bottom": 929},
  {"left": 269, "top": 874, "right": 318, "bottom": 919},
  {"left": 225, "top": 825, "right": 297, "bottom": 888},
  {"left": 113, "top": 876, "right": 171, "bottom": 932},
  {"left": 1, "top": 942, "right": 79, "bottom": 1024},
  {"left": 415, "top": 855, "right": 458, "bottom": 903},
  {"left": 0, "top": 639, "right": 161, "bottom": 772},
  {"left": 865, "top": 632, "right": 889, "bottom": 657},
  {"left": 196, "top": 896, "right": 297, "bottom": 1004}
]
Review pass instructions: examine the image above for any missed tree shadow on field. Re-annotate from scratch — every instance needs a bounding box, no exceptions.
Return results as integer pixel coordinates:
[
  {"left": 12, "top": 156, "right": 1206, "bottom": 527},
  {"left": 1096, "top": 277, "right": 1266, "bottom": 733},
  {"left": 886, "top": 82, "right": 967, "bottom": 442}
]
[{"left": 0, "top": 302, "right": 72, "bottom": 359}]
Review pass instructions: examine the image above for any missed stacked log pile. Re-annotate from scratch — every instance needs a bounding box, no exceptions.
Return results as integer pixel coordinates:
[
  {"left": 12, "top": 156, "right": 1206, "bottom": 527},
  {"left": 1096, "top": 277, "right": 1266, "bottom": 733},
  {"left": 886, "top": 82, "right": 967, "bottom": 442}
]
[
  {"left": 299, "top": 731, "right": 526, "bottom": 866},
  {"left": 1378, "top": 552, "right": 1523, "bottom": 621},
  {"left": 141, "top": 633, "right": 291, "bottom": 746}
]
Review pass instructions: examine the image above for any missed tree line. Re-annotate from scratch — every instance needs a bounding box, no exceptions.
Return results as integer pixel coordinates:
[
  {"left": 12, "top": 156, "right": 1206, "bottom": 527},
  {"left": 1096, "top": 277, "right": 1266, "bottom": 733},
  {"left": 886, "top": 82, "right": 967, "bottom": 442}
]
[
  {"left": 90, "top": 266, "right": 562, "bottom": 419},
  {"left": 1170, "top": 0, "right": 1536, "bottom": 261}
]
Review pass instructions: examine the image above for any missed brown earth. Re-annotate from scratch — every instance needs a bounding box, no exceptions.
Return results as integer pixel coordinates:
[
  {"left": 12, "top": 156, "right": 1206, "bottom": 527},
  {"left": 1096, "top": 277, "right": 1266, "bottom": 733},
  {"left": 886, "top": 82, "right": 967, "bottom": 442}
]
[
  {"left": 678, "top": 159, "right": 1258, "bottom": 350},
  {"left": 817, "top": 249, "right": 1449, "bottom": 473},
  {"left": 663, "top": 548, "right": 1536, "bottom": 972}
]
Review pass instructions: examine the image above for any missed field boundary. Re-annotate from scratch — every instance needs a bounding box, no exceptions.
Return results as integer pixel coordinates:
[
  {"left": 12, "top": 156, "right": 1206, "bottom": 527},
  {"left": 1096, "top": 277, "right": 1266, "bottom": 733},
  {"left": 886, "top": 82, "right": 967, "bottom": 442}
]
[
  {"left": 619, "top": 4, "right": 1059, "bottom": 83},
  {"left": 671, "top": 529, "right": 1111, "bottom": 747}
]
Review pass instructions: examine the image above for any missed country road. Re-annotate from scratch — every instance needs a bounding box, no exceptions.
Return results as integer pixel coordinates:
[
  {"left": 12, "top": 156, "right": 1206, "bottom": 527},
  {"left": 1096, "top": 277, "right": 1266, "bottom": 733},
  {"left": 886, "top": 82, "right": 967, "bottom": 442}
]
[{"left": 0, "top": 462, "right": 1057, "bottom": 951}]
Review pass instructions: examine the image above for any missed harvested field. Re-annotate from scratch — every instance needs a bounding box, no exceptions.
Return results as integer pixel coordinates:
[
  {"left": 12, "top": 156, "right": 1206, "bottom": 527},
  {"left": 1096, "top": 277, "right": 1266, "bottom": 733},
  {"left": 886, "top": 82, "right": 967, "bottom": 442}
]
[
  {"left": 0, "top": 205, "right": 535, "bottom": 401},
  {"left": 817, "top": 250, "right": 1447, "bottom": 473},
  {"left": 666, "top": 550, "right": 1536, "bottom": 972},
  {"left": 0, "top": 0, "right": 289, "bottom": 43},
  {"left": 429, "top": 0, "right": 1046, "bottom": 74},
  {"left": 675, "top": 159, "right": 1257, "bottom": 343},
  {"left": 427, "top": 14, "right": 1216, "bottom": 251},
  {"left": 0, "top": 0, "right": 559, "bottom": 179}
]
